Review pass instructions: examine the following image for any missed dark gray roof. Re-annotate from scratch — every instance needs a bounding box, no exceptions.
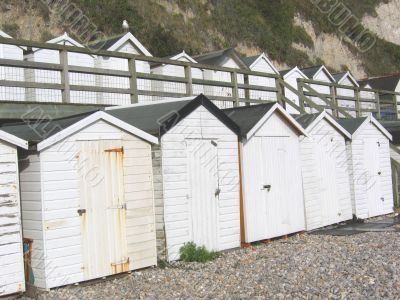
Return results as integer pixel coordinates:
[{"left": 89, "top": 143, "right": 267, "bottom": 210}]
[
  {"left": 88, "top": 34, "right": 125, "bottom": 50},
  {"left": 223, "top": 103, "right": 276, "bottom": 136},
  {"left": 0, "top": 111, "right": 96, "bottom": 144},
  {"left": 332, "top": 72, "right": 347, "bottom": 82},
  {"left": 242, "top": 55, "right": 258, "bottom": 68},
  {"left": 336, "top": 117, "right": 367, "bottom": 134},
  {"left": 358, "top": 74, "right": 400, "bottom": 91},
  {"left": 279, "top": 68, "right": 292, "bottom": 77},
  {"left": 194, "top": 48, "right": 249, "bottom": 70},
  {"left": 107, "top": 94, "right": 241, "bottom": 137},
  {"left": 300, "top": 65, "right": 323, "bottom": 79},
  {"left": 293, "top": 113, "right": 320, "bottom": 129}
]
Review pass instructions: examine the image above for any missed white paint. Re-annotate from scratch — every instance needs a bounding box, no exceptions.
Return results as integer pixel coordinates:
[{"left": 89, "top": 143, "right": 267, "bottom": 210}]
[
  {"left": 155, "top": 105, "right": 240, "bottom": 261},
  {"left": 282, "top": 67, "right": 309, "bottom": 115},
  {"left": 0, "top": 141, "right": 25, "bottom": 296},
  {"left": 299, "top": 115, "right": 353, "bottom": 230},
  {"left": 241, "top": 110, "right": 305, "bottom": 242},
  {"left": 18, "top": 120, "right": 157, "bottom": 289},
  {"left": 95, "top": 33, "right": 153, "bottom": 105},
  {"left": 150, "top": 52, "right": 204, "bottom": 101},
  {"left": 345, "top": 117, "right": 394, "bottom": 219},
  {"left": 359, "top": 83, "right": 377, "bottom": 116},
  {"left": 24, "top": 33, "right": 96, "bottom": 104},
  {"left": 336, "top": 72, "right": 359, "bottom": 118},
  {"left": 0, "top": 31, "right": 25, "bottom": 102},
  {"left": 247, "top": 54, "right": 278, "bottom": 103}
]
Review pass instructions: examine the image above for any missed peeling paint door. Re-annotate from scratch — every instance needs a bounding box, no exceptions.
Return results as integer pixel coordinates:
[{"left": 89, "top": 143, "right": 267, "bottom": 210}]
[
  {"left": 78, "top": 141, "right": 128, "bottom": 280},
  {"left": 187, "top": 139, "right": 219, "bottom": 251}
]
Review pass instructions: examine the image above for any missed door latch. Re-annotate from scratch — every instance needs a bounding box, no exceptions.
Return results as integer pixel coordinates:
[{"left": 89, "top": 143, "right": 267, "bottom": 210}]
[
  {"left": 378, "top": 171, "right": 382, "bottom": 175},
  {"left": 109, "top": 203, "right": 127, "bottom": 210},
  {"left": 215, "top": 188, "right": 221, "bottom": 197},
  {"left": 381, "top": 197, "right": 385, "bottom": 202},
  {"left": 262, "top": 185, "right": 271, "bottom": 191},
  {"left": 77, "top": 209, "right": 86, "bottom": 216}
]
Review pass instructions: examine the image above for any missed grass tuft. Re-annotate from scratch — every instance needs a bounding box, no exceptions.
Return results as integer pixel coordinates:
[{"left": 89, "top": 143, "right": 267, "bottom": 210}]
[{"left": 179, "top": 242, "right": 219, "bottom": 263}]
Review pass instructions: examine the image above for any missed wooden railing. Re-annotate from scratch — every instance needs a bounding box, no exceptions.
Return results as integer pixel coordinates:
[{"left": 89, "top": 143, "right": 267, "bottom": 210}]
[{"left": 0, "top": 37, "right": 399, "bottom": 120}]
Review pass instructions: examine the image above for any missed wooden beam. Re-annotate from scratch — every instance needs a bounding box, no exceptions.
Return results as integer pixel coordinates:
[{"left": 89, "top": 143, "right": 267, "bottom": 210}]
[
  {"left": 231, "top": 71, "right": 239, "bottom": 107},
  {"left": 375, "top": 91, "right": 381, "bottom": 119},
  {"left": 244, "top": 74, "right": 250, "bottom": 107}
]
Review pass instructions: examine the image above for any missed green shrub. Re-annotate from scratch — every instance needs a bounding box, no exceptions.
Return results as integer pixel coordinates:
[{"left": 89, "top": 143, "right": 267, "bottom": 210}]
[{"left": 179, "top": 242, "right": 219, "bottom": 263}]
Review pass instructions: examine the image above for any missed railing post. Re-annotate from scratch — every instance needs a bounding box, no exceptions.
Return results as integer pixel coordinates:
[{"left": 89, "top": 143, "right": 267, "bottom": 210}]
[
  {"left": 330, "top": 84, "right": 338, "bottom": 118},
  {"left": 128, "top": 58, "right": 138, "bottom": 104},
  {"left": 393, "top": 93, "right": 398, "bottom": 120},
  {"left": 297, "top": 79, "right": 305, "bottom": 112},
  {"left": 60, "top": 49, "right": 70, "bottom": 103},
  {"left": 231, "top": 71, "right": 239, "bottom": 107},
  {"left": 275, "top": 77, "right": 283, "bottom": 106},
  {"left": 184, "top": 65, "right": 193, "bottom": 96},
  {"left": 244, "top": 74, "right": 250, "bottom": 106},
  {"left": 355, "top": 89, "right": 361, "bottom": 117},
  {"left": 375, "top": 91, "right": 381, "bottom": 119}
]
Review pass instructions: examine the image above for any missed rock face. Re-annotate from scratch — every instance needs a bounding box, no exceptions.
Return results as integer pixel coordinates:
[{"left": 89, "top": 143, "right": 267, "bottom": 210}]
[{"left": 363, "top": 0, "right": 400, "bottom": 46}]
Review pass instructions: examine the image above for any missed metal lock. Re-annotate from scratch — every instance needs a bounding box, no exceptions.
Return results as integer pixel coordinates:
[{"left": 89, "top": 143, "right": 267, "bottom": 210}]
[{"left": 77, "top": 209, "right": 86, "bottom": 216}]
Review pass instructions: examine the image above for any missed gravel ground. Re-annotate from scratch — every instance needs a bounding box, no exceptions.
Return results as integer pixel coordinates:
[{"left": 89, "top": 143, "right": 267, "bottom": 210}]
[{"left": 22, "top": 231, "right": 400, "bottom": 300}]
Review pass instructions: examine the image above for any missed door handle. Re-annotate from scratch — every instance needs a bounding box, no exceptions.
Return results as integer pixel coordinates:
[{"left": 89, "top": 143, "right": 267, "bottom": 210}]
[
  {"left": 77, "top": 209, "right": 86, "bottom": 216},
  {"left": 378, "top": 171, "right": 382, "bottom": 175},
  {"left": 262, "top": 185, "right": 271, "bottom": 191},
  {"left": 215, "top": 188, "right": 221, "bottom": 197}
]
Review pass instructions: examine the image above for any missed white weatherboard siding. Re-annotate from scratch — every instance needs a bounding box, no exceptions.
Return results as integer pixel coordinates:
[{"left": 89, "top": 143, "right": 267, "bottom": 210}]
[
  {"left": 248, "top": 59, "right": 277, "bottom": 102},
  {"left": 0, "top": 142, "right": 25, "bottom": 296},
  {"left": 241, "top": 113, "right": 305, "bottom": 243},
  {"left": 0, "top": 42, "right": 25, "bottom": 102},
  {"left": 151, "top": 57, "right": 204, "bottom": 102},
  {"left": 308, "top": 72, "right": 332, "bottom": 114},
  {"left": 24, "top": 40, "right": 96, "bottom": 104},
  {"left": 347, "top": 122, "right": 394, "bottom": 219},
  {"left": 283, "top": 70, "right": 306, "bottom": 115},
  {"left": 337, "top": 77, "right": 357, "bottom": 118},
  {"left": 160, "top": 105, "right": 240, "bottom": 261},
  {"left": 299, "top": 119, "right": 352, "bottom": 230},
  {"left": 19, "top": 120, "right": 156, "bottom": 289}
]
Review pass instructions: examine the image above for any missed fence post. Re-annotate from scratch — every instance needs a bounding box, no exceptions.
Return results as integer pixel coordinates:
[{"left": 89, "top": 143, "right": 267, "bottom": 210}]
[
  {"left": 375, "top": 91, "right": 381, "bottom": 119},
  {"left": 275, "top": 77, "right": 283, "bottom": 106},
  {"left": 60, "top": 49, "right": 70, "bottom": 103},
  {"left": 184, "top": 65, "right": 193, "bottom": 96},
  {"left": 244, "top": 74, "right": 250, "bottom": 106},
  {"left": 128, "top": 58, "right": 138, "bottom": 104},
  {"left": 393, "top": 93, "right": 398, "bottom": 120},
  {"left": 231, "top": 71, "right": 239, "bottom": 107},
  {"left": 355, "top": 89, "right": 361, "bottom": 117},
  {"left": 330, "top": 84, "right": 338, "bottom": 118},
  {"left": 297, "top": 79, "right": 305, "bottom": 112}
]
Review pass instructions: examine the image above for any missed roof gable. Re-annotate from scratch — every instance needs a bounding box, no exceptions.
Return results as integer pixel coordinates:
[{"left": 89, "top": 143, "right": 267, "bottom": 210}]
[
  {"left": 301, "top": 65, "right": 334, "bottom": 82},
  {"left": 0, "top": 130, "right": 28, "bottom": 149},
  {"left": 281, "top": 66, "right": 308, "bottom": 80},
  {"left": 333, "top": 71, "right": 359, "bottom": 87},
  {"left": 106, "top": 94, "right": 241, "bottom": 137},
  {"left": 243, "top": 53, "right": 278, "bottom": 74},
  {"left": 224, "top": 103, "right": 307, "bottom": 141},
  {"left": 295, "top": 111, "right": 351, "bottom": 139},
  {"left": 169, "top": 51, "right": 197, "bottom": 63},
  {"left": 194, "top": 48, "right": 249, "bottom": 70},
  {"left": 337, "top": 115, "right": 392, "bottom": 140},
  {"left": 358, "top": 74, "right": 400, "bottom": 92}
]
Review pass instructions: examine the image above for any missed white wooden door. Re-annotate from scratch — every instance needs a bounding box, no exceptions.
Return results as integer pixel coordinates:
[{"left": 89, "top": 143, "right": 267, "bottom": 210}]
[
  {"left": 186, "top": 139, "right": 219, "bottom": 251},
  {"left": 316, "top": 138, "right": 341, "bottom": 226},
  {"left": 364, "top": 139, "right": 384, "bottom": 217},
  {"left": 78, "top": 141, "right": 128, "bottom": 280},
  {"left": 257, "top": 136, "right": 305, "bottom": 239}
]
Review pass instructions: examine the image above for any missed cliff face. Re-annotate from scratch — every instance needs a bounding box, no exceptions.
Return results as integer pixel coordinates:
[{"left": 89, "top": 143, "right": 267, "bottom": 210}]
[{"left": 0, "top": 0, "right": 399, "bottom": 77}]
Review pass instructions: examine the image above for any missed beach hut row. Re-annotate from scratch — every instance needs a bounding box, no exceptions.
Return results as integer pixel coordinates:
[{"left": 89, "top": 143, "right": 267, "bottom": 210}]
[{"left": 0, "top": 95, "right": 394, "bottom": 295}]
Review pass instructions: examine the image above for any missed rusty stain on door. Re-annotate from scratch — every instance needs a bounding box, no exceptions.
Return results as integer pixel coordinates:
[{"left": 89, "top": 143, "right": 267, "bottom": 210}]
[{"left": 78, "top": 140, "right": 129, "bottom": 281}]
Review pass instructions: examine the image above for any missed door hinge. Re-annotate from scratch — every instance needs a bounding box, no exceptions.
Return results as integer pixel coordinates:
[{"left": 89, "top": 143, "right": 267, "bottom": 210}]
[
  {"left": 105, "top": 147, "right": 124, "bottom": 153},
  {"left": 262, "top": 185, "right": 271, "bottom": 191}
]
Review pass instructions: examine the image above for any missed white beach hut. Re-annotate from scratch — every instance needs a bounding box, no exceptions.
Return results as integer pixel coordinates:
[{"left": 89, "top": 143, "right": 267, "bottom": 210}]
[
  {"left": 24, "top": 33, "right": 96, "bottom": 104},
  {"left": 0, "top": 130, "right": 28, "bottom": 296},
  {"left": 338, "top": 116, "right": 394, "bottom": 219},
  {"left": 107, "top": 95, "right": 242, "bottom": 261},
  {"left": 333, "top": 71, "right": 359, "bottom": 117},
  {"left": 0, "top": 30, "right": 25, "bottom": 102},
  {"left": 90, "top": 32, "right": 153, "bottom": 105},
  {"left": 280, "top": 67, "right": 309, "bottom": 115},
  {"left": 1, "top": 111, "right": 158, "bottom": 290},
  {"left": 224, "top": 103, "right": 307, "bottom": 243},
  {"left": 242, "top": 53, "right": 279, "bottom": 103},
  {"left": 150, "top": 51, "right": 204, "bottom": 100},
  {"left": 301, "top": 65, "right": 335, "bottom": 113},
  {"left": 294, "top": 111, "right": 353, "bottom": 230}
]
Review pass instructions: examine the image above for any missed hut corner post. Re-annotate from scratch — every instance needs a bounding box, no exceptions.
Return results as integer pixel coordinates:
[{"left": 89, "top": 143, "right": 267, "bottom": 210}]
[
  {"left": 184, "top": 65, "right": 193, "bottom": 96},
  {"left": 237, "top": 140, "right": 247, "bottom": 247}
]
